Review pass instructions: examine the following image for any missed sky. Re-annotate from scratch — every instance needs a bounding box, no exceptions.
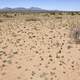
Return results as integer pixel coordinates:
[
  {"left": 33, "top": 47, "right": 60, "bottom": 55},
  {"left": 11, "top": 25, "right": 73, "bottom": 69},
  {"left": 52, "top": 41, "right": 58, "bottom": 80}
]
[{"left": 0, "top": 0, "right": 80, "bottom": 11}]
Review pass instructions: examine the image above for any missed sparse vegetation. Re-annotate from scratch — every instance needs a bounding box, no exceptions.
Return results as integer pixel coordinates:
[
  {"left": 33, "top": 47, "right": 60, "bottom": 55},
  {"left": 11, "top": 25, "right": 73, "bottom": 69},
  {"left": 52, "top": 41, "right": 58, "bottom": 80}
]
[
  {"left": 0, "top": 19, "right": 3, "bottom": 22},
  {"left": 70, "top": 12, "right": 75, "bottom": 15},
  {"left": 3, "top": 13, "right": 14, "bottom": 18},
  {"left": 55, "top": 16, "right": 62, "bottom": 19},
  {"left": 49, "top": 12, "right": 55, "bottom": 15},
  {"left": 70, "top": 26, "right": 80, "bottom": 44},
  {"left": 25, "top": 17, "right": 40, "bottom": 21}
]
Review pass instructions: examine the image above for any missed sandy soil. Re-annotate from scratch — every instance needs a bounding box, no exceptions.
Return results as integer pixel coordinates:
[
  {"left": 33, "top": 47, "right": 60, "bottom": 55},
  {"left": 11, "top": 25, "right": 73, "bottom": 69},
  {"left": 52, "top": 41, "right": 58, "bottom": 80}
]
[{"left": 0, "top": 13, "right": 80, "bottom": 80}]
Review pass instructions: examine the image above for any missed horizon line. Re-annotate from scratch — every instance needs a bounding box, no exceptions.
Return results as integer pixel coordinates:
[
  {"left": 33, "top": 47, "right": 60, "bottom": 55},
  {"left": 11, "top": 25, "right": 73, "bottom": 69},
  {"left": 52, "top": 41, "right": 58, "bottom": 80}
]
[{"left": 0, "top": 7, "right": 80, "bottom": 12}]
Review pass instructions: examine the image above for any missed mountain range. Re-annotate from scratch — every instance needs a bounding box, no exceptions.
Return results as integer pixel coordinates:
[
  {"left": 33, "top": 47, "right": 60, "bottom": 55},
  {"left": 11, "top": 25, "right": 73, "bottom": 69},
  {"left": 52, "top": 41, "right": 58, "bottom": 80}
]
[
  {"left": 0, "top": 7, "right": 79, "bottom": 12},
  {"left": 0, "top": 7, "right": 48, "bottom": 12}
]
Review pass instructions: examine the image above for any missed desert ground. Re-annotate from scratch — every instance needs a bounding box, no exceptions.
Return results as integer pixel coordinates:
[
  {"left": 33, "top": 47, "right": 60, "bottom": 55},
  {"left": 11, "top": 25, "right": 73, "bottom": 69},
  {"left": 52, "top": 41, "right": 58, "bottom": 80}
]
[{"left": 0, "top": 12, "right": 80, "bottom": 80}]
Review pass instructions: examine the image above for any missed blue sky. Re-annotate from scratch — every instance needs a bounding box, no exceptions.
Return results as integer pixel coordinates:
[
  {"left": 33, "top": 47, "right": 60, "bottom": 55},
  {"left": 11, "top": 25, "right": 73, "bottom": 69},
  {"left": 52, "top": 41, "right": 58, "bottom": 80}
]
[{"left": 0, "top": 0, "right": 80, "bottom": 11}]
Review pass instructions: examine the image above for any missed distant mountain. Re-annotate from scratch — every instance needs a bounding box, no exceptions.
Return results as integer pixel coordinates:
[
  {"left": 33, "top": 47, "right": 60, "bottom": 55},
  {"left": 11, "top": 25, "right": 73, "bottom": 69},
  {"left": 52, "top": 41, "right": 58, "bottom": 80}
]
[
  {"left": 13, "top": 7, "right": 27, "bottom": 11},
  {"left": 1, "top": 7, "right": 12, "bottom": 11},
  {"left": 0, "top": 7, "right": 80, "bottom": 12},
  {"left": 0, "top": 7, "right": 47, "bottom": 12},
  {"left": 29, "top": 7, "right": 43, "bottom": 10}
]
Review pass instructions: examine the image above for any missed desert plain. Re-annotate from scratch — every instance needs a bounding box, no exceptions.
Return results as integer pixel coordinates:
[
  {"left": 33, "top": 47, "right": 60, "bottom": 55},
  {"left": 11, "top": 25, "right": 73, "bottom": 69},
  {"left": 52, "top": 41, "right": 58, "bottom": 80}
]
[{"left": 0, "top": 12, "right": 80, "bottom": 80}]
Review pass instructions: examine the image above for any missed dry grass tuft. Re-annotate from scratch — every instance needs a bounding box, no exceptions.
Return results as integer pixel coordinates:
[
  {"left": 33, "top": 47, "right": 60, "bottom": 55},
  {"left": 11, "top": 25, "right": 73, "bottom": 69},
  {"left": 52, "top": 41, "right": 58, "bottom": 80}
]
[{"left": 70, "top": 25, "right": 80, "bottom": 44}]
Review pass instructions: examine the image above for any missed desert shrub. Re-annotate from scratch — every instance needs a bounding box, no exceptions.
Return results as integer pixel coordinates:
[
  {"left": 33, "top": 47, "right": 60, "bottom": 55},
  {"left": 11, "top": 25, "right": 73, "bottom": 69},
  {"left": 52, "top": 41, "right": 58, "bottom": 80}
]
[
  {"left": 25, "top": 18, "right": 40, "bottom": 21},
  {"left": 70, "top": 12, "right": 75, "bottom": 16},
  {"left": 0, "top": 19, "right": 3, "bottom": 22},
  {"left": 70, "top": 26, "right": 80, "bottom": 44},
  {"left": 49, "top": 12, "right": 55, "bottom": 15},
  {"left": 43, "top": 13, "right": 50, "bottom": 17},
  {"left": 76, "top": 12, "right": 80, "bottom": 15},
  {"left": 14, "top": 13, "right": 17, "bottom": 16},
  {"left": 3, "top": 14, "right": 14, "bottom": 18},
  {"left": 55, "top": 16, "right": 62, "bottom": 19},
  {"left": 58, "top": 12, "right": 63, "bottom": 15}
]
